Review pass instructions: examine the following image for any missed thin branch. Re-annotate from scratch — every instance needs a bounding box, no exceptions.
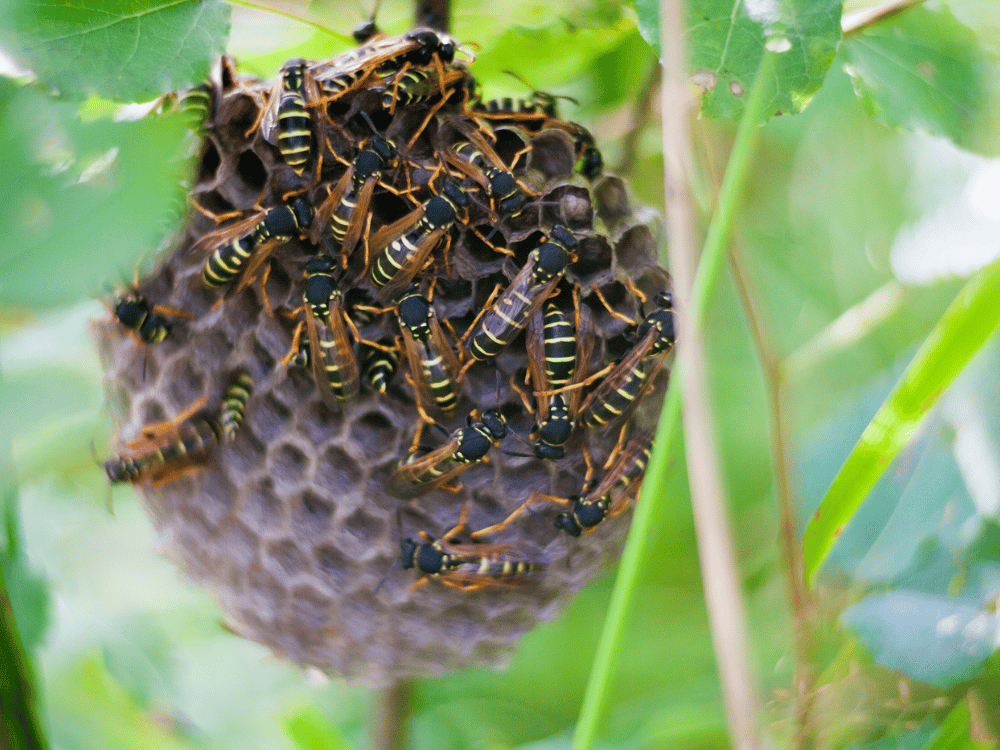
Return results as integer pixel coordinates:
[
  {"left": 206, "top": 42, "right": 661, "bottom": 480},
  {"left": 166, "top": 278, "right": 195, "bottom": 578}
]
[
  {"left": 660, "top": 1, "right": 768, "bottom": 747},
  {"left": 373, "top": 680, "right": 411, "bottom": 750},
  {"left": 0, "top": 464, "right": 49, "bottom": 750},
  {"left": 223, "top": 0, "right": 352, "bottom": 42},
  {"left": 729, "top": 249, "right": 816, "bottom": 750},
  {"left": 414, "top": 0, "right": 450, "bottom": 32},
  {"left": 615, "top": 60, "right": 661, "bottom": 176},
  {"left": 841, "top": 0, "right": 926, "bottom": 37}
]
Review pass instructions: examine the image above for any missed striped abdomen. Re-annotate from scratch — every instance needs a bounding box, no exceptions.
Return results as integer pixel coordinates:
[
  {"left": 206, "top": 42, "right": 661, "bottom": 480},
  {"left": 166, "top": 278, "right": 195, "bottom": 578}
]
[
  {"left": 105, "top": 417, "right": 221, "bottom": 484},
  {"left": 203, "top": 235, "right": 254, "bottom": 289},
  {"left": 277, "top": 61, "right": 311, "bottom": 173}
]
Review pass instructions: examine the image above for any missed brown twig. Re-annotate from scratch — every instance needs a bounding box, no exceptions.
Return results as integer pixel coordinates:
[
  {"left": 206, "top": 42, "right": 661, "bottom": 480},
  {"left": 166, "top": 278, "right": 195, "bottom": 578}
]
[
  {"left": 729, "top": 248, "right": 816, "bottom": 750},
  {"left": 373, "top": 680, "right": 411, "bottom": 750},
  {"left": 0, "top": 485, "right": 50, "bottom": 750},
  {"left": 414, "top": 0, "right": 449, "bottom": 32},
  {"left": 615, "top": 60, "right": 661, "bottom": 176},
  {"left": 659, "top": 0, "right": 761, "bottom": 748},
  {"left": 842, "top": 0, "right": 926, "bottom": 37}
]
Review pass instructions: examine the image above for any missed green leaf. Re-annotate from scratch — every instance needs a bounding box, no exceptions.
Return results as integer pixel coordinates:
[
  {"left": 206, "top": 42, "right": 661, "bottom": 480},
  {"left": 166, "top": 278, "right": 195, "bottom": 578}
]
[
  {"left": 843, "top": 592, "right": 999, "bottom": 688},
  {"left": 0, "top": 79, "right": 192, "bottom": 309},
  {"left": 634, "top": 0, "right": 842, "bottom": 119},
  {"left": 842, "top": 7, "right": 988, "bottom": 149},
  {"left": 0, "top": 0, "right": 230, "bottom": 102},
  {"left": 803, "top": 256, "right": 1000, "bottom": 582},
  {"left": 923, "top": 699, "right": 994, "bottom": 750}
]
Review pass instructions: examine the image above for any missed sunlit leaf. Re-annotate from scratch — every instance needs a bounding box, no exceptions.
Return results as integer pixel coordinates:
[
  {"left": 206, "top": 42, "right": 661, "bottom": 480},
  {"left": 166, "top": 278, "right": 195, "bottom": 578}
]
[
  {"left": 842, "top": 6, "right": 988, "bottom": 149},
  {"left": 803, "top": 257, "right": 1000, "bottom": 582},
  {"left": 843, "top": 592, "right": 999, "bottom": 688},
  {"left": 634, "top": 0, "right": 842, "bottom": 119},
  {"left": 0, "top": 0, "right": 230, "bottom": 102}
]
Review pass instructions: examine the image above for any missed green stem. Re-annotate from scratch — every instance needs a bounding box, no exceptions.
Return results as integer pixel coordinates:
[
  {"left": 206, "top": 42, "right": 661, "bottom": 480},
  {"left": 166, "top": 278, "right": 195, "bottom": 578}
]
[{"left": 570, "top": 50, "right": 775, "bottom": 750}]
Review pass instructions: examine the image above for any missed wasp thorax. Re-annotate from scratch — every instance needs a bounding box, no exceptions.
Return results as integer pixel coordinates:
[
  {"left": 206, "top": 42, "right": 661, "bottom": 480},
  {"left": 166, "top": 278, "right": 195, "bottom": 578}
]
[{"left": 94, "top": 32, "right": 669, "bottom": 685}]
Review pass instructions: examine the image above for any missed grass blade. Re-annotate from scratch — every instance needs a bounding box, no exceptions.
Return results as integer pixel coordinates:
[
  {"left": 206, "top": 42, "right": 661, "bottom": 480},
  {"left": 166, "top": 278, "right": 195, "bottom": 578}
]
[{"left": 802, "top": 255, "right": 1000, "bottom": 583}]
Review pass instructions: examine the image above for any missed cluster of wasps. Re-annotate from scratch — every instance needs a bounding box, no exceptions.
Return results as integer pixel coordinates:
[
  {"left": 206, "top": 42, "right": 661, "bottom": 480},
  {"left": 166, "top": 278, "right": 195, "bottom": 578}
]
[{"left": 103, "top": 25, "right": 673, "bottom": 595}]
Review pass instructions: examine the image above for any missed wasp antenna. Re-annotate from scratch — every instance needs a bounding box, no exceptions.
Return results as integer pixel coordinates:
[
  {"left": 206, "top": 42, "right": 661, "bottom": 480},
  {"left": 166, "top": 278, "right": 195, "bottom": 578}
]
[{"left": 456, "top": 41, "right": 479, "bottom": 62}]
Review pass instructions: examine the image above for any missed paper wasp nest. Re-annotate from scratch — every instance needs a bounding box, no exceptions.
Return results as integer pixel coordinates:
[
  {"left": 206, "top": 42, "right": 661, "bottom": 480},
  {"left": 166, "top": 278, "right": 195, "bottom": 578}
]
[{"left": 93, "top": 32, "right": 670, "bottom": 685}]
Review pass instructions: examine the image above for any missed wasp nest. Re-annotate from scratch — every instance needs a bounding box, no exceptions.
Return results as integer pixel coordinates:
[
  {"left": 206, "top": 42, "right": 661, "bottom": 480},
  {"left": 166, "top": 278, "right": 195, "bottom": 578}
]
[{"left": 93, "top": 30, "right": 672, "bottom": 686}]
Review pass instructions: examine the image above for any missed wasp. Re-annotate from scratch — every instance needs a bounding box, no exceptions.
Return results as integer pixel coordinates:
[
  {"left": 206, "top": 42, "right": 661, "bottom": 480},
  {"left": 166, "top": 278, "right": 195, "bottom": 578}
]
[
  {"left": 299, "top": 256, "right": 361, "bottom": 404},
  {"left": 176, "top": 83, "right": 214, "bottom": 132},
  {"left": 472, "top": 435, "right": 652, "bottom": 540},
  {"left": 391, "top": 408, "right": 507, "bottom": 497},
  {"left": 552, "top": 435, "right": 652, "bottom": 536},
  {"left": 464, "top": 225, "right": 577, "bottom": 363},
  {"left": 468, "top": 71, "right": 575, "bottom": 122},
  {"left": 252, "top": 57, "right": 325, "bottom": 174},
  {"left": 568, "top": 123, "right": 604, "bottom": 181},
  {"left": 401, "top": 533, "right": 544, "bottom": 589},
  {"left": 104, "top": 397, "right": 222, "bottom": 485},
  {"left": 220, "top": 371, "right": 253, "bottom": 441},
  {"left": 576, "top": 291, "right": 675, "bottom": 429},
  {"left": 524, "top": 301, "right": 593, "bottom": 459},
  {"left": 311, "top": 28, "right": 463, "bottom": 105},
  {"left": 112, "top": 293, "right": 191, "bottom": 345},
  {"left": 382, "top": 64, "right": 468, "bottom": 113},
  {"left": 359, "top": 339, "right": 399, "bottom": 393},
  {"left": 308, "top": 134, "right": 398, "bottom": 263},
  {"left": 471, "top": 91, "right": 559, "bottom": 119},
  {"left": 367, "top": 181, "right": 468, "bottom": 303},
  {"left": 399, "top": 508, "right": 545, "bottom": 589},
  {"left": 396, "top": 287, "right": 462, "bottom": 420},
  {"left": 197, "top": 197, "right": 314, "bottom": 291},
  {"left": 444, "top": 140, "right": 527, "bottom": 217}
]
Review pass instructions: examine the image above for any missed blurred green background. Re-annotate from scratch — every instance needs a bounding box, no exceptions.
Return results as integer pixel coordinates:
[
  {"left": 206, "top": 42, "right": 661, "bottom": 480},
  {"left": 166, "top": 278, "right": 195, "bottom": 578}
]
[{"left": 2, "top": 0, "right": 1000, "bottom": 747}]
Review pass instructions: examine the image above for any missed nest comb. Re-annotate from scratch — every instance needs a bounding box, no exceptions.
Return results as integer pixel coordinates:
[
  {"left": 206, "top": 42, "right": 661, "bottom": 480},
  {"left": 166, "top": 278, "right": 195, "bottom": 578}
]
[{"left": 92, "top": 30, "right": 671, "bottom": 686}]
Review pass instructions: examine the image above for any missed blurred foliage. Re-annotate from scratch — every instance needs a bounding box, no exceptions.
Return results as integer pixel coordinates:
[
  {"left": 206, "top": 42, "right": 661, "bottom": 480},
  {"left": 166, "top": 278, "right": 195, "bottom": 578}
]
[
  {"left": 842, "top": 6, "right": 995, "bottom": 154},
  {"left": 0, "top": 0, "right": 999, "bottom": 749}
]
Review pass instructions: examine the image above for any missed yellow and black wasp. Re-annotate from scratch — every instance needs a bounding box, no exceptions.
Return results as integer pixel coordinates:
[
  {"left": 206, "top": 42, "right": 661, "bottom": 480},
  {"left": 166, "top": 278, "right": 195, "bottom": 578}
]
[
  {"left": 444, "top": 138, "right": 528, "bottom": 218},
  {"left": 367, "top": 181, "right": 468, "bottom": 303},
  {"left": 464, "top": 224, "right": 577, "bottom": 363},
  {"left": 220, "top": 370, "right": 253, "bottom": 441},
  {"left": 576, "top": 291, "right": 674, "bottom": 429},
  {"left": 298, "top": 256, "right": 361, "bottom": 405},
  {"left": 254, "top": 57, "right": 325, "bottom": 174},
  {"left": 359, "top": 339, "right": 399, "bottom": 393},
  {"left": 104, "top": 396, "right": 222, "bottom": 485},
  {"left": 523, "top": 300, "right": 594, "bottom": 459},
  {"left": 467, "top": 70, "right": 574, "bottom": 121},
  {"left": 382, "top": 63, "right": 469, "bottom": 113},
  {"left": 472, "top": 434, "right": 652, "bottom": 540},
  {"left": 310, "top": 28, "right": 464, "bottom": 106},
  {"left": 308, "top": 134, "right": 398, "bottom": 264},
  {"left": 396, "top": 287, "right": 462, "bottom": 420},
  {"left": 391, "top": 408, "right": 507, "bottom": 497},
  {"left": 195, "top": 197, "right": 314, "bottom": 291},
  {"left": 112, "top": 293, "right": 191, "bottom": 345},
  {"left": 398, "top": 506, "right": 546, "bottom": 590}
]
